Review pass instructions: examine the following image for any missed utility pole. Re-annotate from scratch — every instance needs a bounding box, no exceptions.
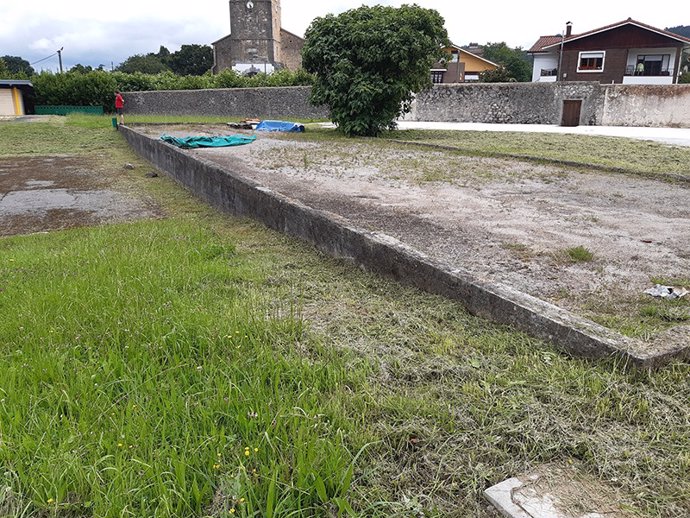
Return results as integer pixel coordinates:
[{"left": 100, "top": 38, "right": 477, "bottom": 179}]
[
  {"left": 57, "top": 47, "right": 64, "bottom": 73},
  {"left": 558, "top": 22, "right": 572, "bottom": 82}
]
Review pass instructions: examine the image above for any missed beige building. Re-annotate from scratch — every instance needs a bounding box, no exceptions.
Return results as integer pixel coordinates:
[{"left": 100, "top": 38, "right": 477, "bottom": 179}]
[
  {"left": 0, "top": 80, "right": 33, "bottom": 116},
  {"left": 212, "top": 0, "right": 304, "bottom": 74}
]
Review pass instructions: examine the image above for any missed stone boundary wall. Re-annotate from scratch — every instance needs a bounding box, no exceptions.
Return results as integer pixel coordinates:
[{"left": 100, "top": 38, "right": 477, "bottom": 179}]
[
  {"left": 123, "top": 86, "right": 328, "bottom": 119},
  {"left": 408, "top": 82, "right": 604, "bottom": 125},
  {"left": 602, "top": 85, "right": 690, "bottom": 127},
  {"left": 119, "top": 125, "right": 688, "bottom": 367},
  {"left": 409, "top": 83, "right": 690, "bottom": 128},
  {"left": 124, "top": 83, "right": 690, "bottom": 128}
]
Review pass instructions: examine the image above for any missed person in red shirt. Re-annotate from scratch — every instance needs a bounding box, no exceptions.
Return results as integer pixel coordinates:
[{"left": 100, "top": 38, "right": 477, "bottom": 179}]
[{"left": 114, "top": 91, "right": 124, "bottom": 125}]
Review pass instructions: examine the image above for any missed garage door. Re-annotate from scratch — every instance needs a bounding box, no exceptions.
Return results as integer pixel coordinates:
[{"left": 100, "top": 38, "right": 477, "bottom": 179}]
[{"left": 0, "top": 89, "right": 17, "bottom": 115}]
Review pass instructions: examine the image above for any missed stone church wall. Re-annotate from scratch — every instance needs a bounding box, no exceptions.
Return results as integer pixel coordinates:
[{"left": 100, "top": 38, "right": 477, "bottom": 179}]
[{"left": 280, "top": 29, "right": 304, "bottom": 71}]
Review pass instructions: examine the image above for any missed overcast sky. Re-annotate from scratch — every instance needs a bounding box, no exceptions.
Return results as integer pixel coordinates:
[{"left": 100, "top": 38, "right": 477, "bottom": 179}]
[{"left": 1, "top": 1, "right": 685, "bottom": 71}]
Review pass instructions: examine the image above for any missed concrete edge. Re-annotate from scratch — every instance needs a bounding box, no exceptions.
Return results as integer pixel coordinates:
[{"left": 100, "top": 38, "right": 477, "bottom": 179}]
[
  {"left": 119, "top": 125, "right": 689, "bottom": 368},
  {"left": 484, "top": 478, "right": 531, "bottom": 518}
]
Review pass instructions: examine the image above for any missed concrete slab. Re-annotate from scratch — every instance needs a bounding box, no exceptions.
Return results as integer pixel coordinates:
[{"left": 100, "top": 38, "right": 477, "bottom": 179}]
[
  {"left": 120, "top": 125, "right": 689, "bottom": 367},
  {"left": 485, "top": 466, "right": 635, "bottom": 518}
]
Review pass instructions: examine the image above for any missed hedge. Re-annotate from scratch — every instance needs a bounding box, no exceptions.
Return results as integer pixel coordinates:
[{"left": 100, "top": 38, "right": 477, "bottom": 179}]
[{"left": 32, "top": 69, "right": 314, "bottom": 112}]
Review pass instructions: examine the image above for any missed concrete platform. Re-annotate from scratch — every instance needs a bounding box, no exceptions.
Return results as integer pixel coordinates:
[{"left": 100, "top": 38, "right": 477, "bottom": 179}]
[{"left": 119, "top": 125, "right": 689, "bottom": 367}]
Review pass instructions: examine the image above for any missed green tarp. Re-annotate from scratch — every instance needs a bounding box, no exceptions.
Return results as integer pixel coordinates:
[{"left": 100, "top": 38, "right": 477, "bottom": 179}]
[{"left": 160, "top": 134, "right": 257, "bottom": 149}]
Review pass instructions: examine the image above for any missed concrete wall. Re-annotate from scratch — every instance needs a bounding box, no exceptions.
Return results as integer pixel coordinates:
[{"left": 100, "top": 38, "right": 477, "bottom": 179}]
[
  {"left": 123, "top": 86, "right": 327, "bottom": 119},
  {"left": 602, "top": 85, "right": 690, "bottom": 127},
  {"left": 410, "top": 82, "right": 690, "bottom": 127}
]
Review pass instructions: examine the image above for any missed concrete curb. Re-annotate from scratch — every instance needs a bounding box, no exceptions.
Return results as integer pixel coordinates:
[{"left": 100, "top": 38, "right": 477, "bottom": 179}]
[{"left": 120, "top": 125, "right": 688, "bottom": 368}]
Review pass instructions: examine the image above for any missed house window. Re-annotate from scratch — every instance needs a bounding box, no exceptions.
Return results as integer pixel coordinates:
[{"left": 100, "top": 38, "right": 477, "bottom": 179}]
[
  {"left": 431, "top": 70, "right": 445, "bottom": 84},
  {"left": 578, "top": 51, "right": 605, "bottom": 72},
  {"left": 450, "top": 51, "right": 459, "bottom": 63},
  {"left": 632, "top": 54, "right": 671, "bottom": 76}
]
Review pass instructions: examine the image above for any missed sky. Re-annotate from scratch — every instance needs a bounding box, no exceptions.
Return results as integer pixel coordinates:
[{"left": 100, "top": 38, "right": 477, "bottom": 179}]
[{"left": 0, "top": 0, "right": 685, "bottom": 71}]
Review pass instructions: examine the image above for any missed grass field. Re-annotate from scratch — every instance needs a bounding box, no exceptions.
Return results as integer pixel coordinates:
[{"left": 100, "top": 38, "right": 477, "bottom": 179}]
[{"left": 0, "top": 116, "right": 688, "bottom": 517}]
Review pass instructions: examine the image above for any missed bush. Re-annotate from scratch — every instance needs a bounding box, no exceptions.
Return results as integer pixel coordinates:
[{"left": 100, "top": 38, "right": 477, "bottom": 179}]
[{"left": 31, "top": 69, "right": 314, "bottom": 112}]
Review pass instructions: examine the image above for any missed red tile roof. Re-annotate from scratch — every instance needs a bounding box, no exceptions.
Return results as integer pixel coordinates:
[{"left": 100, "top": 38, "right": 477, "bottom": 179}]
[
  {"left": 528, "top": 35, "right": 571, "bottom": 53},
  {"left": 530, "top": 18, "right": 690, "bottom": 53}
]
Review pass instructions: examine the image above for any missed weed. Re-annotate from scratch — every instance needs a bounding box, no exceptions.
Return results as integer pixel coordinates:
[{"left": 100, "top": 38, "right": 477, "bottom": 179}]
[{"left": 566, "top": 245, "right": 595, "bottom": 263}]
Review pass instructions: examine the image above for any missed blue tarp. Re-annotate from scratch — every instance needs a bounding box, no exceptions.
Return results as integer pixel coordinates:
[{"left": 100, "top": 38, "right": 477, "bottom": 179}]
[
  {"left": 255, "top": 120, "right": 305, "bottom": 133},
  {"left": 160, "top": 134, "right": 257, "bottom": 149}
]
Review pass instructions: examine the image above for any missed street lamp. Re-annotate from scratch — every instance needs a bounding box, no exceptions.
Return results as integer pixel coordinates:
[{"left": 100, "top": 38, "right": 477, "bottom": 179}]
[{"left": 57, "top": 47, "right": 64, "bottom": 73}]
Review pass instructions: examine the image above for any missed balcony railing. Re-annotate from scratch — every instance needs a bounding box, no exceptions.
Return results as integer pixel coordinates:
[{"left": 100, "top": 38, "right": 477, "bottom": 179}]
[
  {"left": 540, "top": 68, "right": 558, "bottom": 77},
  {"left": 625, "top": 65, "right": 673, "bottom": 76}
]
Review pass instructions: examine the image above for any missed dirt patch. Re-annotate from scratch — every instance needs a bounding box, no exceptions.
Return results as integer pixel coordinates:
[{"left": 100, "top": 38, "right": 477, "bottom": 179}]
[
  {"left": 141, "top": 126, "right": 690, "bottom": 339},
  {"left": 0, "top": 156, "right": 162, "bottom": 236}
]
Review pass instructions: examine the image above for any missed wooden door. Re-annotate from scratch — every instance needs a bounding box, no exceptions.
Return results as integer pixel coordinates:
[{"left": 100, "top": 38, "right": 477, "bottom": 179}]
[{"left": 561, "top": 100, "right": 582, "bottom": 127}]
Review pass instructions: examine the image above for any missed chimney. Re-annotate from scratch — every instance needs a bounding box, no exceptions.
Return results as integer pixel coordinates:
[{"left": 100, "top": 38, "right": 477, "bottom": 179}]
[{"left": 566, "top": 21, "right": 573, "bottom": 38}]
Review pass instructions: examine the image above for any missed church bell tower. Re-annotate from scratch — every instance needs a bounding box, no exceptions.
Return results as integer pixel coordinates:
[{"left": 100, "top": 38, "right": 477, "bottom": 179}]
[{"left": 228, "top": 0, "right": 282, "bottom": 72}]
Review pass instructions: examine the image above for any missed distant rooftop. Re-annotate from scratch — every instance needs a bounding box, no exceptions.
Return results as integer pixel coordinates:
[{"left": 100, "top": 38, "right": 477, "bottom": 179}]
[{"left": 0, "top": 79, "right": 33, "bottom": 87}]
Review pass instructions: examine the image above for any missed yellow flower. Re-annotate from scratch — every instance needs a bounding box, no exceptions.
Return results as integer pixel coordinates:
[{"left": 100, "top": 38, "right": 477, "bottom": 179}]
[
  {"left": 230, "top": 508, "right": 236, "bottom": 514},
  {"left": 47, "top": 498, "right": 55, "bottom": 504},
  {"left": 117, "top": 443, "right": 124, "bottom": 448},
  {"left": 253, "top": 448, "right": 258, "bottom": 453},
  {"left": 239, "top": 498, "right": 245, "bottom": 504},
  {"left": 244, "top": 450, "right": 250, "bottom": 457}
]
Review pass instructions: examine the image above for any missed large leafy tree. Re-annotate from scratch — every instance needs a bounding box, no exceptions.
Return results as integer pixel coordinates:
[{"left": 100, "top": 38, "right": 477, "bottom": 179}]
[
  {"left": 168, "top": 44, "right": 213, "bottom": 76},
  {"left": 1, "top": 55, "right": 35, "bottom": 76},
  {"left": 481, "top": 43, "right": 531, "bottom": 82},
  {"left": 302, "top": 4, "right": 448, "bottom": 137},
  {"left": 0, "top": 58, "right": 9, "bottom": 77},
  {"left": 116, "top": 54, "right": 170, "bottom": 74}
]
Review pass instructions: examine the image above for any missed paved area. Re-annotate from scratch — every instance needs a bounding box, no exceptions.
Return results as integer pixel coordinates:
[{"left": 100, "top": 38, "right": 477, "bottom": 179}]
[
  {"left": 393, "top": 121, "right": 690, "bottom": 147},
  {"left": 0, "top": 156, "right": 160, "bottom": 236}
]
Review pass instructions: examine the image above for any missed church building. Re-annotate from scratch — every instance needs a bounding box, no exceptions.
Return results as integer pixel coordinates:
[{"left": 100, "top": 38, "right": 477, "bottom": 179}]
[{"left": 212, "top": 0, "right": 304, "bottom": 75}]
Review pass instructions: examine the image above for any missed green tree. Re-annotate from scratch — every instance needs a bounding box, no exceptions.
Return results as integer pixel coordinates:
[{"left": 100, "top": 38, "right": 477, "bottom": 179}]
[
  {"left": 0, "top": 58, "right": 9, "bottom": 77},
  {"left": 1, "top": 55, "right": 35, "bottom": 76},
  {"left": 480, "top": 66, "right": 516, "bottom": 83},
  {"left": 481, "top": 42, "right": 531, "bottom": 82},
  {"left": 69, "top": 64, "right": 94, "bottom": 74},
  {"left": 302, "top": 4, "right": 448, "bottom": 137},
  {"left": 116, "top": 54, "right": 170, "bottom": 74},
  {"left": 168, "top": 44, "right": 213, "bottom": 76}
]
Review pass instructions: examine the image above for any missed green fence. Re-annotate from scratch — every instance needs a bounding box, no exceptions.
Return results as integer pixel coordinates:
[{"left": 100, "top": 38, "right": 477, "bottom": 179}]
[{"left": 35, "top": 105, "right": 104, "bottom": 115}]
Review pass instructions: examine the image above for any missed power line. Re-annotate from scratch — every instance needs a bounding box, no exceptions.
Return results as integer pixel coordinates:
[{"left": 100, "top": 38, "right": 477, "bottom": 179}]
[{"left": 30, "top": 51, "right": 58, "bottom": 66}]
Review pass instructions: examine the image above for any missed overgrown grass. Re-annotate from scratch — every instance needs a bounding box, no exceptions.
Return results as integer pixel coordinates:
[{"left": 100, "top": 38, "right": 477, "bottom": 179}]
[
  {"left": 0, "top": 117, "right": 688, "bottom": 517},
  {"left": 384, "top": 129, "right": 690, "bottom": 179}
]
